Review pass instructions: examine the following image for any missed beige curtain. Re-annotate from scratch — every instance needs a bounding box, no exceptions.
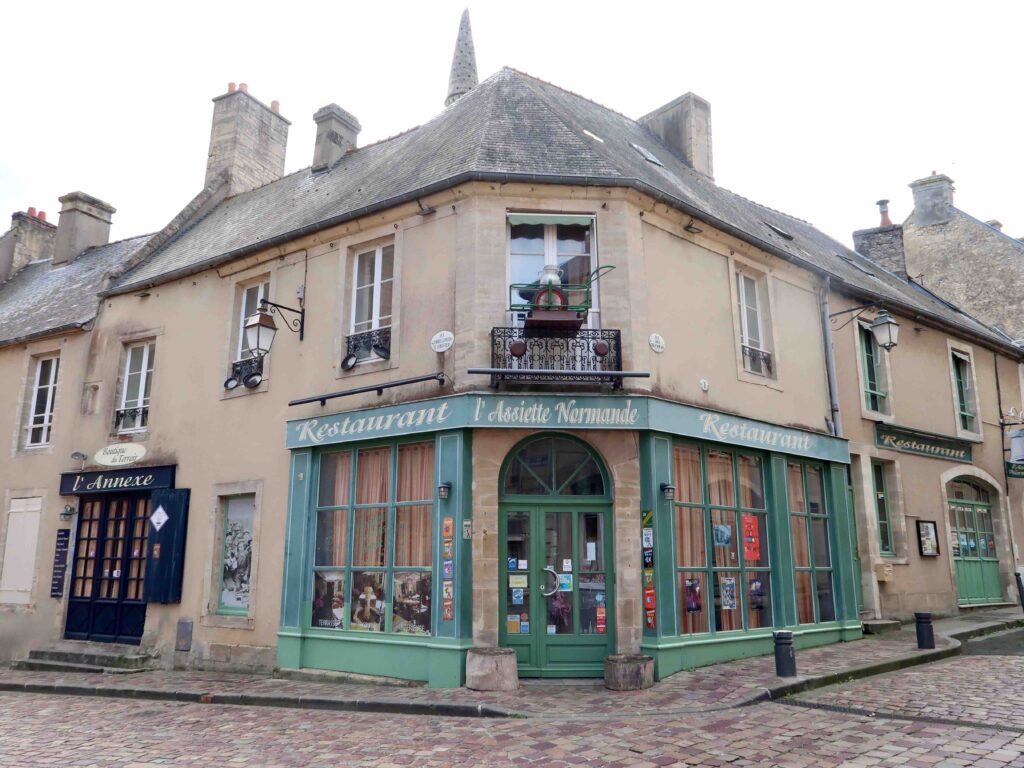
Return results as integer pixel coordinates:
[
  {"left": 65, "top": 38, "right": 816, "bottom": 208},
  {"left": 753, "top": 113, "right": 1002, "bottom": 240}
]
[
  {"left": 706, "top": 451, "right": 734, "bottom": 506},
  {"left": 395, "top": 443, "right": 434, "bottom": 567},
  {"left": 795, "top": 571, "right": 815, "bottom": 624},
  {"left": 356, "top": 447, "right": 391, "bottom": 504},
  {"left": 738, "top": 455, "right": 764, "bottom": 509},
  {"left": 675, "top": 506, "right": 706, "bottom": 567},
  {"left": 353, "top": 508, "right": 387, "bottom": 567},
  {"left": 320, "top": 451, "right": 352, "bottom": 507},
  {"left": 787, "top": 463, "right": 805, "bottom": 512},
  {"left": 397, "top": 443, "right": 434, "bottom": 502},
  {"left": 672, "top": 445, "right": 702, "bottom": 503}
]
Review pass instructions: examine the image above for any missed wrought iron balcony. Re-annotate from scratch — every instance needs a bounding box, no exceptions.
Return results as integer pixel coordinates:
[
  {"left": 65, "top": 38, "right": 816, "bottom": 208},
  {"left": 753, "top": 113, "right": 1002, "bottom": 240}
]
[
  {"left": 114, "top": 406, "right": 149, "bottom": 432},
  {"left": 346, "top": 327, "right": 392, "bottom": 362},
  {"left": 741, "top": 344, "right": 774, "bottom": 376},
  {"left": 487, "top": 327, "right": 624, "bottom": 387}
]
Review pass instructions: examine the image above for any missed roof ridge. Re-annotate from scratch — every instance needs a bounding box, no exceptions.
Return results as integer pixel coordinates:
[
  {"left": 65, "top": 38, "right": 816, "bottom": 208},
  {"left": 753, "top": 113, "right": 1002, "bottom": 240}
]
[{"left": 503, "top": 67, "right": 634, "bottom": 123}]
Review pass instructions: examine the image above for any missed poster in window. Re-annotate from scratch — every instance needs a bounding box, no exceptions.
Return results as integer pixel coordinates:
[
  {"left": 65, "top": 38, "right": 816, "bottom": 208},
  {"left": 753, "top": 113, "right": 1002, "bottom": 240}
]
[
  {"left": 442, "top": 517, "right": 455, "bottom": 540},
  {"left": 221, "top": 496, "right": 254, "bottom": 612},
  {"left": 720, "top": 577, "right": 737, "bottom": 610},
  {"left": 748, "top": 577, "right": 765, "bottom": 610},
  {"left": 713, "top": 523, "right": 733, "bottom": 547},
  {"left": 917, "top": 520, "right": 940, "bottom": 556},
  {"left": 685, "top": 578, "right": 702, "bottom": 613},
  {"left": 742, "top": 514, "right": 761, "bottom": 562}
]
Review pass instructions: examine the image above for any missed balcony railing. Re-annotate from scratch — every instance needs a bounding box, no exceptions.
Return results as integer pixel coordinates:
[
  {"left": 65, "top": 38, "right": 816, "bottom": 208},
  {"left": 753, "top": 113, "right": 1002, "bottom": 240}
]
[
  {"left": 346, "top": 327, "right": 392, "bottom": 362},
  {"left": 114, "top": 406, "right": 149, "bottom": 432},
  {"left": 487, "top": 327, "right": 624, "bottom": 387},
  {"left": 741, "top": 344, "right": 773, "bottom": 376}
]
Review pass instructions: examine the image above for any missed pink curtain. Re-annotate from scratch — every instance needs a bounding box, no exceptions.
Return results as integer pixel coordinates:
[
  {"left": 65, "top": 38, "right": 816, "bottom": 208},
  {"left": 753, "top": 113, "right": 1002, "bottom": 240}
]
[
  {"left": 672, "top": 445, "right": 702, "bottom": 503},
  {"left": 738, "top": 455, "right": 764, "bottom": 509},
  {"left": 353, "top": 508, "right": 387, "bottom": 567},
  {"left": 397, "top": 443, "right": 434, "bottom": 502},
  {"left": 675, "top": 506, "right": 706, "bottom": 567},
  {"left": 320, "top": 451, "right": 352, "bottom": 507},
  {"left": 706, "top": 451, "right": 734, "bottom": 506},
  {"left": 395, "top": 443, "right": 434, "bottom": 567},
  {"left": 356, "top": 447, "right": 391, "bottom": 504}
]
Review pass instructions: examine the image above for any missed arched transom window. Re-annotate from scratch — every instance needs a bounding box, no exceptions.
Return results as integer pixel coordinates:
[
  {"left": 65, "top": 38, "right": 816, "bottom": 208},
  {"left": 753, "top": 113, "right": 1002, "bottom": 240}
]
[{"left": 503, "top": 437, "right": 606, "bottom": 496}]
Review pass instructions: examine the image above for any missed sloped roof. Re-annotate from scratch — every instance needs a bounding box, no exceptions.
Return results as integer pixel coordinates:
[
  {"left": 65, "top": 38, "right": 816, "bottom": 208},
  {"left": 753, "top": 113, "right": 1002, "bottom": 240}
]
[
  {"left": 0, "top": 234, "right": 152, "bottom": 346},
  {"left": 109, "top": 68, "right": 1012, "bottom": 351}
]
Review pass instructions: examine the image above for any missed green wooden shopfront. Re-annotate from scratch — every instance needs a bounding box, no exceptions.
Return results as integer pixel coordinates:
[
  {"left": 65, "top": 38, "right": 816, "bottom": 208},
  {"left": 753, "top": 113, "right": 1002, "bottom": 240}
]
[{"left": 278, "top": 394, "right": 860, "bottom": 687}]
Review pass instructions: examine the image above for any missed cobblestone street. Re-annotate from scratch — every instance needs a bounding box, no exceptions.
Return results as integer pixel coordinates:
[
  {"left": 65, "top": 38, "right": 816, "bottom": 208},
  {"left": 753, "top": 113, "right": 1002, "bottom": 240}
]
[{"left": 4, "top": 637, "right": 1024, "bottom": 767}]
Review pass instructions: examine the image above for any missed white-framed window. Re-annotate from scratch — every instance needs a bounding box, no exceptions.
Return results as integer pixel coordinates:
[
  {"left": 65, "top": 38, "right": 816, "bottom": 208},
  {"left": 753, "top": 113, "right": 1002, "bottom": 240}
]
[
  {"left": 24, "top": 355, "right": 59, "bottom": 447},
  {"left": 351, "top": 244, "right": 394, "bottom": 336},
  {"left": 507, "top": 214, "right": 599, "bottom": 328},
  {"left": 117, "top": 342, "right": 155, "bottom": 433},
  {"left": 951, "top": 348, "right": 979, "bottom": 435},
  {"left": 237, "top": 281, "right": 270, "bottom": 360},
  {"left": 0, "top": 497, "right": 42, "bottom": 605},
  {"left": 735, "top": 271, "right": 772, "bottom": 376}
]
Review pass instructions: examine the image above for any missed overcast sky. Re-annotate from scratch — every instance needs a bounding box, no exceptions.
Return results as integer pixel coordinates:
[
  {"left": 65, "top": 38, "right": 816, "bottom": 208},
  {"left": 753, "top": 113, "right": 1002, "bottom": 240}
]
[{"left": 2, "top": 1, "right": 1022, "bottom": 248}]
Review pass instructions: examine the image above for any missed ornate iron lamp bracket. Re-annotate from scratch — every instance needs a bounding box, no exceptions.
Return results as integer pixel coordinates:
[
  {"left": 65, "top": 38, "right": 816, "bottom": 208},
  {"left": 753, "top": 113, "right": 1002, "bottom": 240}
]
[{"left": 259, "top": 298, "right": 305, "bottom": 340}]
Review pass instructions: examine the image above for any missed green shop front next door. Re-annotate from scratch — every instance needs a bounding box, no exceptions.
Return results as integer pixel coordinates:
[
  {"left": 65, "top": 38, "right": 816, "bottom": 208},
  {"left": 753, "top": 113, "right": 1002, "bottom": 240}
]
[{"left": 499, "top": 504, "right": 614, "bottom": 676}]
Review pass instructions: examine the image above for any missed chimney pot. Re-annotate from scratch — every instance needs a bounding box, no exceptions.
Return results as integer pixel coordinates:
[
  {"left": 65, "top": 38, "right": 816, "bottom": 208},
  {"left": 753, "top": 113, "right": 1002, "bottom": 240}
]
[
  {"left": 312, "top": 103, "right": 361, "bottom": 171},
  {"left": 271, "top": 100, "right": 280, "bottom": 114},
  {"left": 27, "top": 207, "right": 36, "bottom": 218},
  {"left": 38, "top": 211, "right": 46, "bottom": 222},
  {"left": 228, "top": 82, "right": 236, "bottom": 93},
  {"left": 876, "top": 199, "right": 893, "bottom": 227},
  {"left": 639, "top": 92, "right": 714, "bottom": 179},
  {"left": 239, "top": 82, "right": 248, "bottom": 93}
]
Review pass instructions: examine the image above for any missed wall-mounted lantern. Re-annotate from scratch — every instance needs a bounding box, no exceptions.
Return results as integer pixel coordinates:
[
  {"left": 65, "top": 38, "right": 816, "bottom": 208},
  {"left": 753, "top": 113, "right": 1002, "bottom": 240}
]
[
  {"left": 438, "top": 482, "right": 452, "bottom": 500},
  {"left": 869, "top": 310, "right": 900, "bottom": 351},
  {"left": 660, "top": 482, "right": 676, "bottom": 501}
]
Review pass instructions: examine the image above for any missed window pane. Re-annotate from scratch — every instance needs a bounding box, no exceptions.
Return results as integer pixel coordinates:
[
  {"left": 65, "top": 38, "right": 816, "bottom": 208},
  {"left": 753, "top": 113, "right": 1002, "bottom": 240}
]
[
  {"left": 315, "top": 509, "right": 348, "bottom": 567},
  {"left": 221, "top": 495, "right": 255, "bottom": 611},
  {"left": 142, "top": 344, "right": 155, "bottom": 404},
  {"left": 556, "top": 224, "right": 590, "bottom": 255},
  {"left": 713, "top": 571, "right": 743, "bottom": 632},
  {"left": 787, "top": 464, "right": 805, "bottom": 513},
  {"left": 554, "top": 440, "right": 589, "bottom": 490},
  {"left": 318, "top": 451, "right": 352, "bottom": 507},
  {"left": 578, "top": 513, "right": 604, "bottom": 572},
  {"left": 706, "top": 450, "right": 735, "bottom": 506},
  {"left": 351, "top": 572, "right": 385, "bottom": 631},
  {"left": 816, "top": 571, "right": 836, "bottom": 622},
  {"left": 380, "top": 245, "right": 394, "bottom": 281},
  {"left": 354, "top": 285, "right": 374, "bottom": 330},
  {"left": 356, "top": 447, "right": 391, "bottom": 504},
  {"left": 795, "top": 571, "right": 815, "bottom": 624},
  {"left": 352, "top": 508, "right": 387, "bottom": 567},
  {"left": 711, "top": 509, "right": 739, "bottom": 568},
  {"left": 738, "top": 455, "right": 765, "bottom": 509},
  {"left": 746, "top": 572, "right": 772, "bottom": 629},
  {"left": 503, "top": 458, "right": 547, "bottom": 495},
  {"left": 812, "top": 518, "right": 831, "bottom": 567},
  {"left": 356, "top": 250, "right": 376, "bottom": 286},
  {"left": 791, "top": 516, "right": 810, "bottom": 567},
  {"left": 312, "top": 571, "right": 345, "bottom": 629},
  {"left": 675, "top": 506, "right": 706, "bottom": 567},
  {"left": 741, "top": 513, "right": 769, "bottom": 568},
  {"left": 807, "top": 466, "right": 825, "bottom": 515},
  {"left": 395, "top": 505, "right": 432, "bottom": 567},
  {"left": 680, "top": 572, "right": 709, "bottom": 634},
  {"left": 544, "top": 512, "right": 574, "bottom": 635},
  {"left": 510, "top": 224, "right": 544, "bottom": 253},
  {"left": 506, "top": 510, "right": 529, "bottom": 566},
  {"left": 673, "top": 445, "right": 702, "bottom": 504},
  {"left": 378, "top": 280, "right": 393, "bottom": 327},
  {"left": 510, "top": 252, "right": 545, "bottom": 306},
  {"left": 519, "top": 439, "right": 553, "bottom": 490},
  {"left": 392, "top": 572, "right": 431, "bottom": 635},
  {"left": 561, "top": 457, "right": 604, "bottom": 495},
  {"left": 579, "top": 574, "right": 607, "bottom": 635},
  {"left": 397, "top": 442, "right": 434, "bottom": 502}
]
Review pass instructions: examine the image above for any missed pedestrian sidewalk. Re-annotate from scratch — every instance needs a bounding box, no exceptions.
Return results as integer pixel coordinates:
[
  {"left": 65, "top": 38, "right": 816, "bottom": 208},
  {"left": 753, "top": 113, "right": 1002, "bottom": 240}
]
[{"left": 2, "top": 607, "right": 1020, "bottom": 720}]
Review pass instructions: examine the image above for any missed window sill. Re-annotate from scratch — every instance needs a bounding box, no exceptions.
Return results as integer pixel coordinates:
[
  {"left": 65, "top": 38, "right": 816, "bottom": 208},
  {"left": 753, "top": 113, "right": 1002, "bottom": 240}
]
[
  {"left": 335, "top": 356, "right": 399, "bottom": 380},
  {"left": 879, "top": 554, "right": 908, "bottom": 565},
  {"left": 109, "top": 429, "right": 150, "bottom": 441},
  {"left": 735, "top": 367, "right": 783, "bottom": 392},
  {"left": 954, "top": 428, "right": 984, "bottom": 444},
  {"left": 202, "top": 612, "right": 255, "bottom": 630},
  {"left": 861, "top": 409, "right": 895, "bottom": 425},
  {"left": 15, "top": 444, "right": 55, "bottom": 457},
  {"left": 220, "top": 380, "right": 270, "bottom": 400}
]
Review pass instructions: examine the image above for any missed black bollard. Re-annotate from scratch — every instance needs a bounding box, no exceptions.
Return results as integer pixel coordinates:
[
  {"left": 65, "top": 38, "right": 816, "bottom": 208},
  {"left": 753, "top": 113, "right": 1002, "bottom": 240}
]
[
  {"left": 774, "top": 630, "right": 797, "bottom": 677},
  {"left": 915, "top": 612, "right": 935, "bottom": 649}
]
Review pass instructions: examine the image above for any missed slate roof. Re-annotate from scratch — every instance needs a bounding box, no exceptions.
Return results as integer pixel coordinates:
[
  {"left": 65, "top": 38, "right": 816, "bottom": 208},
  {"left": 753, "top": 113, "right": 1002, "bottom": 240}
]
[
  {"left": 0, "top": 234, "right": 152, "bottom": 346},
  {"left": 108, "top": 67, "right": 1011, "bottom": 351}
]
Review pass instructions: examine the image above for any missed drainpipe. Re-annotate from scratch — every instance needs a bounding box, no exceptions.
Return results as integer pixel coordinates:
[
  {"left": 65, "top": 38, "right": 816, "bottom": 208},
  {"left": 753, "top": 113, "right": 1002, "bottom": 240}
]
[
  {"left": 994, "top": 351, "right": 1020, "bottom": 573},
  {"left": 820, "top": 277, "right": 843, "bottom": 438}
]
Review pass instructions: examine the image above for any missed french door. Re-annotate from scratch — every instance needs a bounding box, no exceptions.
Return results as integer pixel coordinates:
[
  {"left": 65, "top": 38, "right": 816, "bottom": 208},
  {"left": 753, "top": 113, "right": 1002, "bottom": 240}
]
[
  {"left": 65, "top": 495, "right": 150, "bottom": 644},
  {"left": 949, "top": 498, "right": 1002, "bottom": 605}
]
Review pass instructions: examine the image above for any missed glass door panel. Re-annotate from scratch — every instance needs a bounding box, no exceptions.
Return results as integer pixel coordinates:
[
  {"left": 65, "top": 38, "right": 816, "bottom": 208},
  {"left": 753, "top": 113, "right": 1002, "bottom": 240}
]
[{"left": 543, "top": 512, "right": 573, "bottom": 635}]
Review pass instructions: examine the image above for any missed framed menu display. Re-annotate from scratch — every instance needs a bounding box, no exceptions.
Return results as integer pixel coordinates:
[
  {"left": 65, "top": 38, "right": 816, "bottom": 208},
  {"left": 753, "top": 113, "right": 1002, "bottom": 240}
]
[{"left": 917, "top": 520, "right": 940, "bottom": 556}]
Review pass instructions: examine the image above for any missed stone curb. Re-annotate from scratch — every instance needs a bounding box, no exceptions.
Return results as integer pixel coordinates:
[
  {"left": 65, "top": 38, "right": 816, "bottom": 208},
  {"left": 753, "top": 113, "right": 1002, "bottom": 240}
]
[{"left": 2, "top": 616, "right": 1020, "bottom": 720}]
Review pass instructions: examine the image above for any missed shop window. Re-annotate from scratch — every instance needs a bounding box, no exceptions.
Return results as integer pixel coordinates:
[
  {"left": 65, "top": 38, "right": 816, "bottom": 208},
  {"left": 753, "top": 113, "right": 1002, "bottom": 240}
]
[
  {"left": 346, "top": 243, "right": 393, "bottom": 363},
  {"left": 872, "top": 462, "right": 894, "bottom": 555},
  {"left": 859, "top": 323, "right": 890, "bottom": 415},
  {"left": 217, "top": 495, "right": 255, "bottom": 615},
  {"left": 734, "top": 270, "right": 774, "bottom": 378},
  {"left": 788, "top": 463, "right": 835, "bottom": 624},
  {"left": 115, "top": 341, "right": 155, "bottom": 433},
  {"left": 0, "top": 497, "right": 42, "bottom": 604},
  {"left": 951, "top": 349, "right": 979, "bottom": 434},
  {"left": 23, "top": 354, "right": 60, "bottom": 447},
  {"left": 507, "top": 213, "right": 599, "bottom": 327},
  {"left": 672, "top": 444, "right": 771, "bottom": 636},
  {"left": 312, "top": 440, "right": 434, "bottom": 635}
]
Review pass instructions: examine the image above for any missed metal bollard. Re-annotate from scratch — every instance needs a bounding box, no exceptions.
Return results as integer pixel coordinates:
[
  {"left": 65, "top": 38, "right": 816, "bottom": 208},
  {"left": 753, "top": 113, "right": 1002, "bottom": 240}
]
[
  {"left": 915, "top": 612, "right": 935, "bottom": 649},
  {"left": 774, "top": 630, "right": 797, "bottom": 677}
]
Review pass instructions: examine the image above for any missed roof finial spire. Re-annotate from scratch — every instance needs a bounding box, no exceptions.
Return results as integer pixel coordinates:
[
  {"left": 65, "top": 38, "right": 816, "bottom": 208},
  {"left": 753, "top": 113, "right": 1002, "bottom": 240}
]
[{"left": 445, "top": 9, "right": 478, "bottom": 107}]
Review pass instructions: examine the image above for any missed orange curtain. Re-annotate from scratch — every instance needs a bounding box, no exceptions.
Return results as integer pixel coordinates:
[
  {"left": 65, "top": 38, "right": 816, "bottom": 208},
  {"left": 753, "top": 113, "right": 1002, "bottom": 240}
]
[
  {"left": 356, "top": 447, "right": 391, "bottom": 504},
  {"left": 397, "top": 443, "right": 434, "bottom": 502},
  {"left": 706, "top": 451, "right": 734, "bottom": 506},
  {"left": 395, "top": 443, "right": 434, "bottom": 567},
  {"left": 672, "top": 445, "right": 702, "bottom": 503}
]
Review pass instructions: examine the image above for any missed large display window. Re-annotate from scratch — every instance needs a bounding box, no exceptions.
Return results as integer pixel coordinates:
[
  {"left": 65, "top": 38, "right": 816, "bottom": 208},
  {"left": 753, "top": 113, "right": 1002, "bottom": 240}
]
[
  {"left": 787, "top": 462, "right": 835, "bottom": 624},
  {"left": 672, "top": 443, "right": 772, "bottom": 635},
  {"left": 312, "top": 440, "right": 435, "bottom": 635}
]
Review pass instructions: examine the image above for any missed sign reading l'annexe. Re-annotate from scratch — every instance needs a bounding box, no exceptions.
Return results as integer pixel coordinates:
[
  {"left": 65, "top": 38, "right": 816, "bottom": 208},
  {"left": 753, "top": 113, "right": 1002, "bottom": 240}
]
[
  {"left": 60, "top": 465, "right": 176, "bottom": 496},
  {"left": 287, "top": 394, "right": 848, "bottom": 463}
]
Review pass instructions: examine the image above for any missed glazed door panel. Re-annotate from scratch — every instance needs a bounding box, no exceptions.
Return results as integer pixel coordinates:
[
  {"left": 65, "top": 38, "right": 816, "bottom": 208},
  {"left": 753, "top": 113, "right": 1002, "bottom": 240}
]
[{"left": 949, "top": 501, "right": 1002, "bottom": 605}]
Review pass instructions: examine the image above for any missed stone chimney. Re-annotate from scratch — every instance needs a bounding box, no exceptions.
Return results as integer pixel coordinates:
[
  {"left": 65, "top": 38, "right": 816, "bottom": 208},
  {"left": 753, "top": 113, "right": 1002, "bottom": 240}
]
[
  {"left": 312, "top": 104, "right": 361, "bottom": 171},
  {"left": 0, "top": 209, "right": 56, "bottom": 282},
  {"left": 639, "top": 93, "right": 713, "bottom": 178},
  {"left": 909, "top": 173, "right": 954, "bottom": 227},
  {"left": 853, "top": 199, "right": 907, "bottom": 279},
  {"left": 52, "top": 192, "right": 115, "bottom": 266},
  {"left": 205, "top": 83, "right": 291, "bottom": 196},
  {"left": 445, "top": 9, "right": 478, "bottom": 107}
]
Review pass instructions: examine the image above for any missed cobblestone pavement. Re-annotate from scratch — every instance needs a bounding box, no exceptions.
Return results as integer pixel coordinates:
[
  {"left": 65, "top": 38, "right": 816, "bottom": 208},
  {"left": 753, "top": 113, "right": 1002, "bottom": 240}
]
[
  {"left": 3, "top": 688, "right": 1024, "bottom": 767},
  {"left": 794, "top": 653, "right": 1024, "bottom": 732},
  {"left": 0, "top": 633, "right": 947, "bottom": 717}
]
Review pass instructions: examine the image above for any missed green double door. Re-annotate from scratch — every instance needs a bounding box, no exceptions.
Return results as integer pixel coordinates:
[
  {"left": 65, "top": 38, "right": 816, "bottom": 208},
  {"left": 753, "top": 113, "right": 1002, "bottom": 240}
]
[
  {"left": 499, "top": 505, "right": 615, "bottom": 677},
  {"left": 949, "top": 499, "right": 1003, "bottom": 605}
]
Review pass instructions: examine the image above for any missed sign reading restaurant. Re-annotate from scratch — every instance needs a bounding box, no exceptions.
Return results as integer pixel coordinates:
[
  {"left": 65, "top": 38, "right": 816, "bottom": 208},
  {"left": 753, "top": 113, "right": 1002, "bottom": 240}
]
[
  {"left": 287, "top": 394, "right": 849, "bottom": 463},
  {"left": 874, "top": 423, "right": 973, "bottom": 463}
]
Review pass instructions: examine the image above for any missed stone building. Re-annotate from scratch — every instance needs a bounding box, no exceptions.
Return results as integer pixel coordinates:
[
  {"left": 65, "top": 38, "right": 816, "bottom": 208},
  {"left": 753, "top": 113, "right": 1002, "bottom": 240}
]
[{"left": 0, "top": 15, "right": 1021, "bottom": 687}]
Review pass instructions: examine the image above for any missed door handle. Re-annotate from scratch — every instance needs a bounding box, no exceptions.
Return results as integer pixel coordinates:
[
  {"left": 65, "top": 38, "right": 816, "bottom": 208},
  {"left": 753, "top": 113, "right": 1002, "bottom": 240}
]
[{"left": 542, "top": 566, "right": 559, "bottom": 597}]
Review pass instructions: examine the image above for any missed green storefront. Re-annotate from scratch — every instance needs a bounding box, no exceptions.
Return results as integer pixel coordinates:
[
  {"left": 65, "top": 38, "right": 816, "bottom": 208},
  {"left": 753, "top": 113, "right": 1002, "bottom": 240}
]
[{"left": 279, "top": 393, "right": 859, "bottom": 687}]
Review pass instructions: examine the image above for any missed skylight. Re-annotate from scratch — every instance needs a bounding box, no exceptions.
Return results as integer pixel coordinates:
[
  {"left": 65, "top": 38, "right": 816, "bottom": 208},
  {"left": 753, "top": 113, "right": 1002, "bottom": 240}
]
[
  {"left": 630, "top": 142, "right": 663, "bottom": 167},
  {"left": 582, "top": 129, "right": 604, "bottom": 143},
  {"left": 763, "top": 221, "right": 794, "bottom": 241},
  {"left": 836, "top": 252, "right": 876, "bottom": 277}
]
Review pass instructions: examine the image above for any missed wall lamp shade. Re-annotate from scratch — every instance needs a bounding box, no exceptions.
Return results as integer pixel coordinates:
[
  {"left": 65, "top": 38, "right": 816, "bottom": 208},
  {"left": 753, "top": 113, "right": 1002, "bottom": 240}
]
[
  {"left": 244, "top": 308, "right": 278, "bottom": 358},
  {"left": 438, "top": 482, "right": 452, "bottom": 500},
  {"left": 1011, "top": 430, "right": 1024, "bottom": 463},
  {"left": 870, "top": 310, "right": 900, "bottom": 351},
  {"left": 660, "top": 482, "right": 676, "bottom": 501}
]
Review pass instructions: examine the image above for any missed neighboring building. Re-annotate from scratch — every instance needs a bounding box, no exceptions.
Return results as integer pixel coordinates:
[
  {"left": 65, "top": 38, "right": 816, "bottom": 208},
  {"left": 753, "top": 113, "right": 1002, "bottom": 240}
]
[{"left": 0, "top": 15, "right": 1020, "bottom": 687}]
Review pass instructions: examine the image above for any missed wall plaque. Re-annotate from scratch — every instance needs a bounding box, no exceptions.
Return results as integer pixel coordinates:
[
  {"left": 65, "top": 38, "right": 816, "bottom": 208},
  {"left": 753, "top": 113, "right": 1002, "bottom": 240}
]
[{"left": 94, "top": 443, "right": 147, "bottom": 467}]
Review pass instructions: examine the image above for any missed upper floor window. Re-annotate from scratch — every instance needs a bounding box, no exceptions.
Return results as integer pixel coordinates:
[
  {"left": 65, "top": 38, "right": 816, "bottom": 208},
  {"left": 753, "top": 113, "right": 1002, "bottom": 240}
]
[
  {"left": 25, "top": 355, "right": 59, "bottom": 447},
  {"left": 735, "top": 271, "right": 772, "bottom": 376},
  {"left": 348, "top": 243, "right": 393, "bottom": 362},
  {"left": 872, "top": 461, "right": 894, "bottom": 555},
  {"left": 859, "top": 323, "right": 889, "bottom": 415},
  {"left": 951, "top": 350, "right": 978, "bottom": 433},
  {"left": 238, "top": 281, "right": 269, "bottom": 360},
  {"left": 507, "top": 214, "right": 598, "bottom": 326},
  {"left": 116, "top": 342, "right": 155, "bottom": 433}
]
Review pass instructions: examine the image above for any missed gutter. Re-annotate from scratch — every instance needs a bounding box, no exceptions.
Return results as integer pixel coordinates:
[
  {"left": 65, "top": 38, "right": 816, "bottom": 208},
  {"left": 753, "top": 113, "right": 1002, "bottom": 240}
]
[{"left": 0, "top": 322, "right": 88, "bottom": 350}]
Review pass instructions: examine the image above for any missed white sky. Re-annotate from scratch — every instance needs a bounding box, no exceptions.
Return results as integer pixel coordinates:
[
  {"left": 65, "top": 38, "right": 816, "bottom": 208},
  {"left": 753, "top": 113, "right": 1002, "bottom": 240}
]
[{"left": 2, "top": 1, "right": 1022, "bottom": 247}]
